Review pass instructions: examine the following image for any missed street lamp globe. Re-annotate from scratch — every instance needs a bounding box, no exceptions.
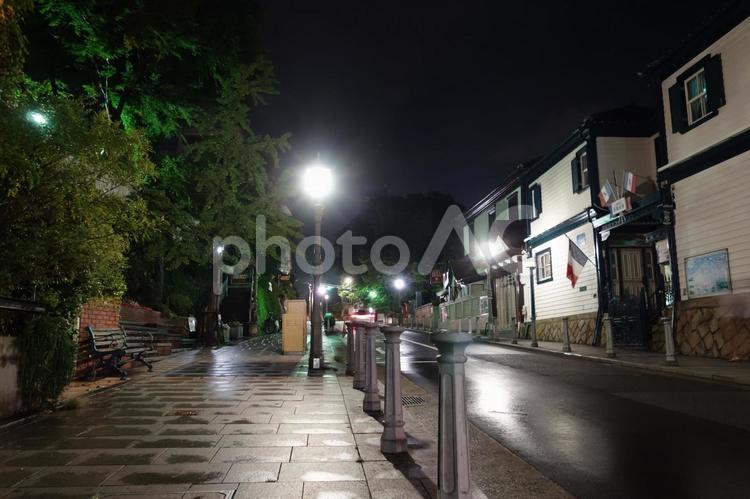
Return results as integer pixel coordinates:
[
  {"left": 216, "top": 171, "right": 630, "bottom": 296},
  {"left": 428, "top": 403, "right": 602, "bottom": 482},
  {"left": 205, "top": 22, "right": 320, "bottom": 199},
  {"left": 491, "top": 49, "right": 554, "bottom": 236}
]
[
  {"left": 26, "top": 111, "right": 48, "bottom": 126},
  {"left": 302, "top": 163, "right": 334, "bottom": 200},
  {"left": 343, "top": 276, "right": 353, "bottom": 286},
  {"left": 317, "top": 285, "right": 328, "bottom": 295},
  {"left": 368, "top": 290, "right": 378, "bottom": 299},
  {"left": 393, "top": 278, "right": 406, "bottom": 290}
]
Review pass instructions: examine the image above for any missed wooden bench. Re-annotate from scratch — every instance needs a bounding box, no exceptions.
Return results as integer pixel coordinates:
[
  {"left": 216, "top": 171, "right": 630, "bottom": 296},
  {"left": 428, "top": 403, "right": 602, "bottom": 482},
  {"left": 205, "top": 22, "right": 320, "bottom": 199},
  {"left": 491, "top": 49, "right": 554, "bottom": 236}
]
[{"left": 86, "top": 326, "right": 154, "bottom": 380}]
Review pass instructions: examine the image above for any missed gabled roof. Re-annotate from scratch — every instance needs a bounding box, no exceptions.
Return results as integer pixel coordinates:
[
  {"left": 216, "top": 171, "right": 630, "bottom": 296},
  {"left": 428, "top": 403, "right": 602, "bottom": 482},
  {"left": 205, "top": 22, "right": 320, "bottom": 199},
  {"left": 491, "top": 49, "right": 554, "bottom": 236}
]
[
  {"left": 524, "top": 105, "right": 656, "bottom": 182},
  {"left": 648, "top": 0, "right": 750, "bottom": 80},
  {"left": 464, "top": 159, "right": 536, "bottom": 221}
]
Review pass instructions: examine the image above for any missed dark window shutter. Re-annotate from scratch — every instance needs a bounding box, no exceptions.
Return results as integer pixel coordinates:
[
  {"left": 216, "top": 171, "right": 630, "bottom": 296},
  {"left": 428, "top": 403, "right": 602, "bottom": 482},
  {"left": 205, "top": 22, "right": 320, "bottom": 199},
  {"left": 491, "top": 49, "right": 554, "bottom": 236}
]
[
  {"left": 571, "top": 157, "right": 581, "bottom": 193},
  {"left": 705, "top": 54, "right": 726, "bottom": 112},
  {"left": 668, "top": 82, "right": 688, "bottom": 134},
  {"left": 533, "top": 185, "right": 542, "bottom": 216},
  {"left": 536, "top": 185, "right": 542, "bottom": 215}
]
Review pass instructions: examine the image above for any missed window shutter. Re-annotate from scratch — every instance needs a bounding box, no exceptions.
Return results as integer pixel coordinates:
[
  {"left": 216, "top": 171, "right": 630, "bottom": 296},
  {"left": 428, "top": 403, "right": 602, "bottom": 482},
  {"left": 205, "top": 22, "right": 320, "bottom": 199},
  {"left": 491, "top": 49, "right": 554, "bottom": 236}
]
[
  {"left": 533, "top": 185, "right": 542, "bottom": 216},
  {"left": 668, "top": 82, "right": 688, "bottom": 134},
  {"left": 571, "top": 157, "right": 581, "bottom": 193},
  {"left": 705, "top": 54, "right": 726, "bottom": 112}
]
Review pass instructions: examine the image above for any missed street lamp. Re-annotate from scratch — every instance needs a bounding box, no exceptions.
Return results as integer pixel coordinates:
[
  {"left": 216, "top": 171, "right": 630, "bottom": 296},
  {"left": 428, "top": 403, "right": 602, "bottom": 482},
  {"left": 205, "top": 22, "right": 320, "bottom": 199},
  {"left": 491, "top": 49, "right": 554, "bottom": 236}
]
[
  {"left": 303, "top": 162, "right": 333, "bottom": 375},
  {"left": 26, "top": 110, "right": 48, "bottom": 127},
  {"left": 343, "top": 276, "right": 353, "bottom": 286},
  {"left": 392, "top": 278, "right": 406, "bottom": 325}
]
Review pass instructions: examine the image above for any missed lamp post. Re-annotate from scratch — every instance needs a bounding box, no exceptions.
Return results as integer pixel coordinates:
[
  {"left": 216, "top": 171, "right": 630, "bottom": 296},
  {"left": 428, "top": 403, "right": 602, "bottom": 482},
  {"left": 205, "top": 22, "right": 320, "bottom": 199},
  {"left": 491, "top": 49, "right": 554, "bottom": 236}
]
[
  {"left": 303, "top": 164, "right": 333, "bottom": 376},
  {"left": 393, "top": 278, "right": 406, "bottom": 326}
]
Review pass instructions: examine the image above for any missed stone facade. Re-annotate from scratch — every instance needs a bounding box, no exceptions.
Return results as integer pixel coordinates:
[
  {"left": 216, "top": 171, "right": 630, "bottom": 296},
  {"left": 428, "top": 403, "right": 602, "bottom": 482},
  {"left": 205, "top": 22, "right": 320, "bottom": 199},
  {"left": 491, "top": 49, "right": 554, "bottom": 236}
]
[
  {"left": 534, "top": 312, "right": 598, "bottom": 345},
  {"left": 675, "top": 295, "right": 750, "bottom": 361}
]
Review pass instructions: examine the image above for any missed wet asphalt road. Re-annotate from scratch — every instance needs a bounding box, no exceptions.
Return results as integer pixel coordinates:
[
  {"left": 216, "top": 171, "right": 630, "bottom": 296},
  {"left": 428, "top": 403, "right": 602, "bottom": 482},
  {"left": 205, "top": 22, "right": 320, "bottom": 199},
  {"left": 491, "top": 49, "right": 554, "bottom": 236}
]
[{"left": 395, "top": 330, "right": 750, "bottom": 499}]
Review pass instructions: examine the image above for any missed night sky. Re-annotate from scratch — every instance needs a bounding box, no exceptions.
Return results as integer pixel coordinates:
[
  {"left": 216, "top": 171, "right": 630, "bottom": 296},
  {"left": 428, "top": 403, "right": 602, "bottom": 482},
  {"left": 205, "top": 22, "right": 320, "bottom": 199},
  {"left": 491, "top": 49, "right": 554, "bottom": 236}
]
[{"left": 254, "top": 0, "right": 725, "bottom": 236}]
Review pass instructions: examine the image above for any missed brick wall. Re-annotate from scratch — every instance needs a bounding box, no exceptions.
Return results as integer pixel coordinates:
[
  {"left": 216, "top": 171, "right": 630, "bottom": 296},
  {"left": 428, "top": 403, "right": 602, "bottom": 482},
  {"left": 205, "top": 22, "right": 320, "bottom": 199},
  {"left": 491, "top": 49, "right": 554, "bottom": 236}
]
[
  {"left": 79, "top": 298, "right": 122, "bottom": 332},
  {"left": 120, "top": 300, "right": 164, "bottom": 326}
]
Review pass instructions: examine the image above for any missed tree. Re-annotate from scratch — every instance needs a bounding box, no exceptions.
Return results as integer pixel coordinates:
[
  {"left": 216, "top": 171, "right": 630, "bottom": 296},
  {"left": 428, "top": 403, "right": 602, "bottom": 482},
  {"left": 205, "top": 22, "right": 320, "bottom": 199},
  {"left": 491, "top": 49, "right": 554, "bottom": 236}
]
[
  {"left": 0, "top": 94, "right": 153, "bottom": 317},
  {"left": 25, "top": 1, "right": 301, "bottom": 318}
]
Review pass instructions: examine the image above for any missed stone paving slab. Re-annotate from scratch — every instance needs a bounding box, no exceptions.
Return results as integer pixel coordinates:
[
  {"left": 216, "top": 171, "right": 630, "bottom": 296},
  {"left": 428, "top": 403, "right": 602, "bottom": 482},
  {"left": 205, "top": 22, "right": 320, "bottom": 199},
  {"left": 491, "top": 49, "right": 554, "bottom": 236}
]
[{"left": 0, "top": 336, "right": 563, "bottom": 498}]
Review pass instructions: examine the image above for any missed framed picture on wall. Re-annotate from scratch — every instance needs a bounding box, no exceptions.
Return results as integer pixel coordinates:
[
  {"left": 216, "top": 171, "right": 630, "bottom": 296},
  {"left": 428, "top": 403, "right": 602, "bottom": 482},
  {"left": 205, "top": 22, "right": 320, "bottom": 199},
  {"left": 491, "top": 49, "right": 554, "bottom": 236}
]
[{"left": 685, "top": 249, "right": 732, "bottom": 298}]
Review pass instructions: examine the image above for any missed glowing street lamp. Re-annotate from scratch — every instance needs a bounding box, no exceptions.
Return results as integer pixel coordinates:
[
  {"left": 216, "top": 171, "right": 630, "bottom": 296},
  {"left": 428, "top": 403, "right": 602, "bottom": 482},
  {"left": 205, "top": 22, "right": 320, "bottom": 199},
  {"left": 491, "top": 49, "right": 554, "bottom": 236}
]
[
  {"left": 303, "top": 161, "right": 334, "bottom": 375},
  {"left": 393, "top": 278, "right": 406, "bottom": 291},
  {"left": 368, "top": 290, "right": 378, "bottom": 299},
  {"left": 26, "top": 111, "right": 48, "bottom": 127},
  {"left": 343, "top": 276, "right": 353, "bottom": 286}
]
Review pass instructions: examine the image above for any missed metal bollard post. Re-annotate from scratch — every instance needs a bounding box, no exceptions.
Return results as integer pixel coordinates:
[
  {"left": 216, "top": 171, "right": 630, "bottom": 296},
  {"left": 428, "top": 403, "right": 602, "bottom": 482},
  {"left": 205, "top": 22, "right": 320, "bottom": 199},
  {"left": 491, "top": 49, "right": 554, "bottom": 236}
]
[
  {"left": 362, "top": 323, "right": 381, "bottom": 413},
  {"left": 662, "top": 316, "right": 678, "bottom": 366},
  {"left": 380, "top": 326, "right": 408, "bottom": 453},
  {"left": 353, "top": 322, "right": 366, "bottom": 390},
  {"left": 604, "top": 314, "right": 616, "bottom": 358},
  {"left": 561, "top": 317, "right": 572, "bottom": 353},
  {"left": 530, "top": 319, "right": 538, "bottom": 347},
  {"left": 345, "top": 321, "right": 355, "bottom": 375},
  {"left": 432, "top": 331, "right": 473, "bottom": 499},
  {"left": 511, "top": 322, "right": 519, "bottom": 344}
]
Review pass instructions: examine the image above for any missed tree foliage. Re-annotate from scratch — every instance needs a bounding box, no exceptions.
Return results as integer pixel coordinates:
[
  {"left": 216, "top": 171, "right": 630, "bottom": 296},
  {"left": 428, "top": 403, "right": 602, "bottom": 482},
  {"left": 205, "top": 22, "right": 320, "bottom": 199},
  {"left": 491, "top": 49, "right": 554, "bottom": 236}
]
[
  {"left": 0, "top": 94, "right": 154, "bottom": 317},
  {"left": 25, "top": 0, "right": 301, "bottom": 316}
]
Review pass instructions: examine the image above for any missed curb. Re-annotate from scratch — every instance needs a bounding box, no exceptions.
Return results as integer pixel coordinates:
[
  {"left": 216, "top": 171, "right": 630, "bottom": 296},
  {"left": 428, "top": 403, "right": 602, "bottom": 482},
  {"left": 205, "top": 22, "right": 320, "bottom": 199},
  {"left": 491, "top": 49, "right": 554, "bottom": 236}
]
[{"left": 475, "top": 337, "right": 750, "bottom": 388}]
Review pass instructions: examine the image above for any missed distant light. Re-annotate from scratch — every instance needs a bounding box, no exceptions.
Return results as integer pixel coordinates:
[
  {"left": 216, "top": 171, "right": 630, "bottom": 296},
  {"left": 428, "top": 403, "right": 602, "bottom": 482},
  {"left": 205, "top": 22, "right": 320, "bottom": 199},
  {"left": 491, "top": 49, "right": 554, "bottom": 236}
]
[
  {"left": 324, "top": 294, "right": 329, "bottom": 300},
  {"left": 317, "top": 285, "right": 328, "bottom": 295},
  {"left": 216, "top": 245, "right": 225, "bottom": 254},
  {"left": 393, "top": 278, "right": 406, "bottom": 290},
  {"left": 303, "top": 164, "right": 334, "bottom": 200},
  {"left": 368, "top": 290, "right": 378, "bottom": 299},
  {"left": 343, "top": 276, "right": 353, "bottom": 286},
  {"left": 26, "top": 111, "right": 48, "bottom": 126},
  {"left": 368, "top": 307, "right": 374, "bottom": 313}
]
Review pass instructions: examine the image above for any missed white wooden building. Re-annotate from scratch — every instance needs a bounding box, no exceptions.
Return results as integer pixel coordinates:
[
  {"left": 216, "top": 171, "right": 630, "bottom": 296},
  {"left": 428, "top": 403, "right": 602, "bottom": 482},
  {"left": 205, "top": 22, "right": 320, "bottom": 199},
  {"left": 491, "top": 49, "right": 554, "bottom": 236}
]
[{"left": 654, "top": 2, "right": 750, "bottom": 360}]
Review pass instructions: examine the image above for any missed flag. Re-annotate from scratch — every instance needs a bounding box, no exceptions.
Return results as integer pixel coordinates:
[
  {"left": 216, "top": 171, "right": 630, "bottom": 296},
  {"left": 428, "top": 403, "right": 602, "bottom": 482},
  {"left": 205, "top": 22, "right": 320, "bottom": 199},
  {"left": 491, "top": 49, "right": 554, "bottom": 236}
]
[
  {"left": 567, "top": 239, "right": 588, "bottom": 288},
  {"left": 598, "top": 180, "right": 616, "bottom": 206},
  {"left": 623, "top": 170, "right": 638, "bottom": 193}
]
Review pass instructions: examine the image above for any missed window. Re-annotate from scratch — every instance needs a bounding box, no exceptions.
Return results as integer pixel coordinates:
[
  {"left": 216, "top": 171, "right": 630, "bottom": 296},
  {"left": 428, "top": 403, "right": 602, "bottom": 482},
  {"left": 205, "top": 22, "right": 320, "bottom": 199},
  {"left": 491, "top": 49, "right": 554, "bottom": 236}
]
[
  {"left": 685, "top": 69, "right": 708, "bottom": 124},
  {"left": 579, "top": 151, "right": 589, "bottom": 189},
  {"left": 668, "top": 54, "right": 725, "bottom": 134},
  {"left": 536, "top": 249, "right": 552, "bottom": 283},
  {"left": 507, "top": 192, "right": 519, "bottom": 221},
  {"left": 530, "top": 184, "right": 542, "bottom": 219},
  {"left": 571, "top": 149, "right": 589, "bottom": 193}
]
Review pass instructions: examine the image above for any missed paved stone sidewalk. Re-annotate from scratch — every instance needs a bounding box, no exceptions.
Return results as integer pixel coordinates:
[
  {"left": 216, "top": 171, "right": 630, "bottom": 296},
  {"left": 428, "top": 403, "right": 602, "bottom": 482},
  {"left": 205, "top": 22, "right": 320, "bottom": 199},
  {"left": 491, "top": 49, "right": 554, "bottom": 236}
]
[{"left": 0, "top": 341, "right": 431, "bottom": 498}]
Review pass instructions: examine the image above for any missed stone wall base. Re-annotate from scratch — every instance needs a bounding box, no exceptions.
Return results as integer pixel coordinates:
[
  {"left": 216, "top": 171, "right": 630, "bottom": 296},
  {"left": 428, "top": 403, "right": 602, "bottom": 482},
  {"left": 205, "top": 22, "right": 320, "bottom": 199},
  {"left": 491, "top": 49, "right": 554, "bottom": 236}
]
[
  {"left": 534, "top": 312, "right": 598, "bottom": 345},
  {"left": 675, "top": 295, "right": 750, "bottom": 361}
]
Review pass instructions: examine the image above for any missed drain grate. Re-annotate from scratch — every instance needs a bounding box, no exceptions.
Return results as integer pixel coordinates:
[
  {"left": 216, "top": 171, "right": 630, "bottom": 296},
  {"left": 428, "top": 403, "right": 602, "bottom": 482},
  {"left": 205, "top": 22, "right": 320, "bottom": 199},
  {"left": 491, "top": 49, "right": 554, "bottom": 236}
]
[{"left": 401, "top": 395, "right": 426, "bottom": 407}]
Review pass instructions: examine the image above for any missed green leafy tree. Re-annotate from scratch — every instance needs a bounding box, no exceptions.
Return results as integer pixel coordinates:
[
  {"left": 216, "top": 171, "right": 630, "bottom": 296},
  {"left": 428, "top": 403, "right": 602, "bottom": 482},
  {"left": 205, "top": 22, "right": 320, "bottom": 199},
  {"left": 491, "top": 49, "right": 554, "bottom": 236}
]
[{"left": 26, "top": 1, "right": 301, "bottom": 318}]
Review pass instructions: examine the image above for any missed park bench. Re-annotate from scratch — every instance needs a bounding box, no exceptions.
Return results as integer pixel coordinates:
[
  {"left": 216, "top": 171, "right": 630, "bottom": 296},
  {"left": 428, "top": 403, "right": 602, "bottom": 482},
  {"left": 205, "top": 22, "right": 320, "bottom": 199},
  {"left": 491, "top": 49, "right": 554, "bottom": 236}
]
[{"left": 86, "top": 326, "right": 154, "bottom": 380}]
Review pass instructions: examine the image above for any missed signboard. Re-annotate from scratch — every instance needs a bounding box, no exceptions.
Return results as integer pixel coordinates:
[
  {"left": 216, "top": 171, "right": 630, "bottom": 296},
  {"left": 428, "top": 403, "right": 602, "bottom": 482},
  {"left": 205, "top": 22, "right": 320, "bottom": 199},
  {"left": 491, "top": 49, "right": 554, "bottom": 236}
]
[
  {"left": 685, "top": 249, "right": 732, "bottom": 298},
  {"left": 430, "top": 268, "right": 442, "bottom": 285},
  {"left": 609, "top": 197, "right": 632, "bottom": 216},
  {"left": 655, "top": 239, "right": 670, "bottom": 264}
]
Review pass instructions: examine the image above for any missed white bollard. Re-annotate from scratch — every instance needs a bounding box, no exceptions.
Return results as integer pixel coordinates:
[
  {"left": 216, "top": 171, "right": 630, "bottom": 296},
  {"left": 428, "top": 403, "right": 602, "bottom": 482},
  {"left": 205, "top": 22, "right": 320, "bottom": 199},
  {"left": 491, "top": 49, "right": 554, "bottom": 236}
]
[
  {"left": 380, "top": 326, "right": 408, "bottom": 453},
  {"left": 662, "top": 316, "right": 678, "bottom": 366},
  {"left": 604, "top": 315, "right": 616, "bottom": 358},
  {"left": 561, "top": 317, "right": 572, "bottom": 353},
  {"left": 362, "top": 323, "right": 381, "bottom": 413},
  {"left": 432, "top": 331, "right": 473, "bottom": 499}
]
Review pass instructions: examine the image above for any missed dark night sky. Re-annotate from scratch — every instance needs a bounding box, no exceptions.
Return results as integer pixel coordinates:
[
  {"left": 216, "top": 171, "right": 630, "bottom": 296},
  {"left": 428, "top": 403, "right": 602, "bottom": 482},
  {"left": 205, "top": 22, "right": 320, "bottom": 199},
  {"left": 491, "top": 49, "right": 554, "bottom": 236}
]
[{"left": 254, "top": 0, "right": 725, "bottom": 237}]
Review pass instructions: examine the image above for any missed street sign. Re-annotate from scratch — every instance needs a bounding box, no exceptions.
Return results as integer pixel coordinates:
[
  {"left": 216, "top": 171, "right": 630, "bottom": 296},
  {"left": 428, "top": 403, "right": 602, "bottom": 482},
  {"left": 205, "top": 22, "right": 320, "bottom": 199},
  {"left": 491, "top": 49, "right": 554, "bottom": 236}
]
[
  {"left": 430, "top": 268, "right": 442, "bottom": 284},
  {"left": 610, "top": 197, "right": 632, "bottom": 216}
]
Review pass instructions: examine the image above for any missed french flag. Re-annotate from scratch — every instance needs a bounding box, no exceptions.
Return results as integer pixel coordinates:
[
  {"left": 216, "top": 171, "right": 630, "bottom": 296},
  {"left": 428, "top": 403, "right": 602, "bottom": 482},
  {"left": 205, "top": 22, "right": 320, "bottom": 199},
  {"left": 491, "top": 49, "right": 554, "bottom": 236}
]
[
  {"left": 566, "top": 239, "right": 588, "bottom": 288},
  {"left": 623, "top": 170, "right": 638, "bottom": 193}
]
